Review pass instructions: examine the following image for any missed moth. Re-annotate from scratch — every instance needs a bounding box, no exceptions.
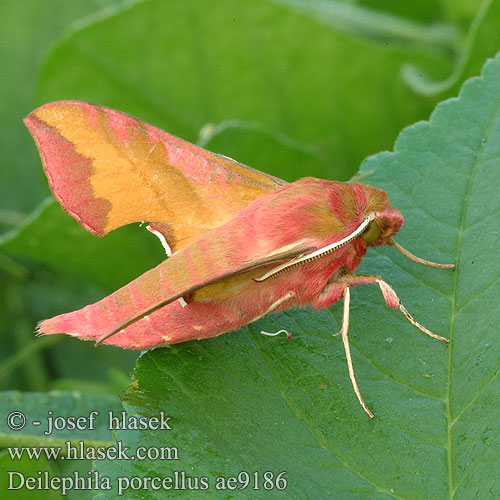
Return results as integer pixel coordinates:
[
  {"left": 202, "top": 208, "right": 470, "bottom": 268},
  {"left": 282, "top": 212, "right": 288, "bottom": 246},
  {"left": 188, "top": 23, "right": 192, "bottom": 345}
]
[{"left": 25, "top": 101, "right": 454, "bottom": 418}]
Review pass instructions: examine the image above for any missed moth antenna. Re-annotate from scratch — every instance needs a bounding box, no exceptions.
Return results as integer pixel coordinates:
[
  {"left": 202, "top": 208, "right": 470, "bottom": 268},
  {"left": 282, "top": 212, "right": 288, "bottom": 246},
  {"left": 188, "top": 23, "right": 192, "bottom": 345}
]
[
  {"left": 388, "top": 239, "right": 455, "bottom": 270},
  {"left": 95, "top": 294, "right": 186, "bottom": 345}
]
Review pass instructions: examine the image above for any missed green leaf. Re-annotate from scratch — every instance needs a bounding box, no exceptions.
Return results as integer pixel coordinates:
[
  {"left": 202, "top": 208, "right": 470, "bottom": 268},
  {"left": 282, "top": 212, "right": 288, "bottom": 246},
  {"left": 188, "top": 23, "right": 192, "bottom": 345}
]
[
  {"left": 0, "top": 199, "right": 163, "bottom": 292},
  {"left": 198, "top": 121, "right": 331, "bottom": 182},
  {"left": 0, "top": 264, "right": 138, "bottom": 393},
  {"left": 94, "top": 54, "right": 500, "bottom": 498}
]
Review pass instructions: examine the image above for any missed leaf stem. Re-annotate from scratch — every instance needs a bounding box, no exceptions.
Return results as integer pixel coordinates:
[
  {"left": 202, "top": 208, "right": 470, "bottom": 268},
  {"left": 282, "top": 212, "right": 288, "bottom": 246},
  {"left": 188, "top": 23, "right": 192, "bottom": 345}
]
[
  {"left": 0, "top": 335, "right": 60, "bottom": 384},
  {"left": 5, "top": 282, "right": 51, "bottom": 391},
  {"left": 272, "top": 0, "right": 460, "bottom": 54}
]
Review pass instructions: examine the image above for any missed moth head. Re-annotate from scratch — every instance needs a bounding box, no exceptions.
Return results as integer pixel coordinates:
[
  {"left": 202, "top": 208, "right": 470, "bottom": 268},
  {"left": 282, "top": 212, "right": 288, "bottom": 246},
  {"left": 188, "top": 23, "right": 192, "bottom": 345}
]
[
  {"left": 357, "top": 184, "right": 403, "bottom": 246},
  {"left": 360, "top": 209, "right": 403, "bottom": 246}
]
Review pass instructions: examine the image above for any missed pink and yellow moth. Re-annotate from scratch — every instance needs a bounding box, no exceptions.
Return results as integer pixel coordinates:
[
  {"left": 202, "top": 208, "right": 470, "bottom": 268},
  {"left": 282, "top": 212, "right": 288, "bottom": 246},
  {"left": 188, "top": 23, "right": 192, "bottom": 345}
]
[{"left": 24, "top": 101, "right": 454, "bottom": 418}]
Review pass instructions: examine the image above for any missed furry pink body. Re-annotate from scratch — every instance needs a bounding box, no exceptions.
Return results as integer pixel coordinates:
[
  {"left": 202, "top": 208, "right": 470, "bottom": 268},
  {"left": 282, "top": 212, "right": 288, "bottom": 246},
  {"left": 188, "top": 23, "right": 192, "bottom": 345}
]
[{"left": 40, "top": 178, "right": 385, "bottom": 349}]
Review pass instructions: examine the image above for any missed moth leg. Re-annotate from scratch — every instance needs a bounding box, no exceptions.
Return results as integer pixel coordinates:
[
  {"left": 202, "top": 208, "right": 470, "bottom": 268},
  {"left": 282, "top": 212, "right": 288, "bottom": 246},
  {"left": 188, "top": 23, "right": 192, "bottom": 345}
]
[
  {"left": 251, "top": 291, "right": 294, "bottom": 324},
  {"left": 313, "top": 280, "right": 377, "bottom": 417},
  {"left": 312, "top": 282, "right": 347, "bottom": 310},
  {"left": 146, "top": 224, "right": 188, "bottom": 307},
  {"left": 312, "top": 283, "right": 348, "bottom": 336},
  {"left": 342, "top": 274, "right": 448, "bottom": 344},
  {"left": 146, "top": 224, "right": 173, "bottom": 256},
  {"left": 258, "top": 292, "right": 294, "bottom": 338},
  {"left": 339, "top": 287, "right": 375, "bottom": 419}
]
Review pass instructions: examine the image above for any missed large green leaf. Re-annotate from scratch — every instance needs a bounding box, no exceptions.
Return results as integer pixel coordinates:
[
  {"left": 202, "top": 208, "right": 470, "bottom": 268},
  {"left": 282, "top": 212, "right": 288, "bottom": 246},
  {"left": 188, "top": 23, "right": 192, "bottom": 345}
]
[
  {"left": 94, "top": 53, "right": 500, "bottom": 499},
  {"left": 357, "top": 0, "right": 448, "bottom": 23}
]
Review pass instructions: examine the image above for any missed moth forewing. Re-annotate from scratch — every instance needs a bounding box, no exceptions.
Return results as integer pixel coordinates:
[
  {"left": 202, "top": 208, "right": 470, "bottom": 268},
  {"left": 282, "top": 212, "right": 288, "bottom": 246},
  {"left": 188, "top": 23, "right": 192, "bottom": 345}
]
[{"left": 95, "top": 245, "right": 315, "bottom": 345}]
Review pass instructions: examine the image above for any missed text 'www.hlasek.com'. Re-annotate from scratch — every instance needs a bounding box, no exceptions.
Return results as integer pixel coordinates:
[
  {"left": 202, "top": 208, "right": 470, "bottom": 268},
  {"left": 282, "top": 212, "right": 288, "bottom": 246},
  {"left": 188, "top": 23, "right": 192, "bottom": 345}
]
[{"left": 4, "top": 409, "right": 288, "bottom": 496}]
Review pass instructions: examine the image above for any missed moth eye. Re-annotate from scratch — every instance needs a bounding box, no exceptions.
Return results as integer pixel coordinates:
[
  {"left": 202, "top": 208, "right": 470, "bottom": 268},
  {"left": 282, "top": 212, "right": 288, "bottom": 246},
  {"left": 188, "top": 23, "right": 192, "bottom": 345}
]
[{"left": 361, "top": 221, "right": 382, "bottom": 243}]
